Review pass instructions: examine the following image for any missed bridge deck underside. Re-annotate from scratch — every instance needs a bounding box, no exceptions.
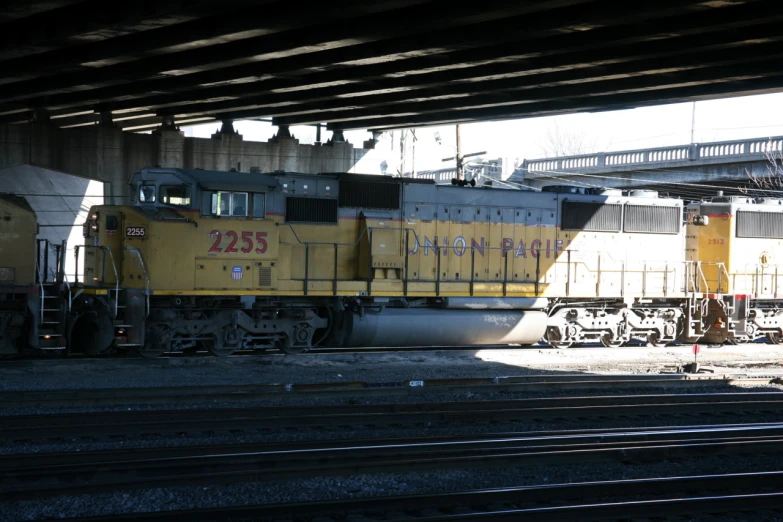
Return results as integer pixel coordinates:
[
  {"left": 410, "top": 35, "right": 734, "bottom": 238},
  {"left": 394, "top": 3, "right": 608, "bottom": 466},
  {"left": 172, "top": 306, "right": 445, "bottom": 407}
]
[{"left": 1, "top": 0, "right": 783, "bottom": 132}]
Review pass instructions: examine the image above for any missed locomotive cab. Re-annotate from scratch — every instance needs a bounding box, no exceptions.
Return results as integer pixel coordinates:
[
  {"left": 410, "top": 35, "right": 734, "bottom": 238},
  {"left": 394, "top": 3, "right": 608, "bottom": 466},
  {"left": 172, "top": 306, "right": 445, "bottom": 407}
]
[
  {"left": 0, "top": 194, "right": 39, "bottom": 353},
  {"left": 687, "top": 193, "right": 783, "bottom": 343}
]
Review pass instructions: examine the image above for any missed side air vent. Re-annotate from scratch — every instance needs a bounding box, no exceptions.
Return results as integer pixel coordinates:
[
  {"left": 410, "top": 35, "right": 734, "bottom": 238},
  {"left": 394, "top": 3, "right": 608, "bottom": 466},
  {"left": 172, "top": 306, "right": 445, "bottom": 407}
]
[
  {"left": 258, "top": 267, "right": 272, "bottom": 287},
  {"left": 737, "top": 210, "right": 783, "bottom": 239},
  {"left": 339, "top": 178, "right": 400, "bottom": 210},
  {"left": 285, "top": 197, "right": 338, "bottom": 224},
  {"left": 624, "top": 205, "right": 680, "bottom": 234},
  {"left": 561, "top": 202, "right": 622, "bottom": 232}
]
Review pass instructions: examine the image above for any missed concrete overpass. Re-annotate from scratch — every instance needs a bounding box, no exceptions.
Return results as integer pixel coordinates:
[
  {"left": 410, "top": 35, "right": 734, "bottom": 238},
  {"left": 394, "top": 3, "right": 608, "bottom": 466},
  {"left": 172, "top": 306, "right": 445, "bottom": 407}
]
[
  {"left": 1, "top": 1, "right": 783, "bottom": 134},
  {"left": 509, "top": 136, "right": 783, "bottom": 200}
]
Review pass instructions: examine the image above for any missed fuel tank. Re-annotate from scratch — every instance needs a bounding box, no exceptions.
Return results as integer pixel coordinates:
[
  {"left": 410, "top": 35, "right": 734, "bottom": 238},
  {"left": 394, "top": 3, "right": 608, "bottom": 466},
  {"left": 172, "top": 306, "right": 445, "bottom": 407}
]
[
  {"left": 337, "top": 308, "right": 547, "bottom": 347},
  {"left": 436, "top": 297, "right": 548, "bottom": 309}
]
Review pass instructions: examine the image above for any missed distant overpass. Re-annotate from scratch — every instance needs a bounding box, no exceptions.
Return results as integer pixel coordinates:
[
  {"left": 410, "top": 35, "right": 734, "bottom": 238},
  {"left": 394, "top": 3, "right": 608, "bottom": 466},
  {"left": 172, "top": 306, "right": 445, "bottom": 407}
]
[{"left": 508, "top": 135, "right": 783, "bottom": 199}]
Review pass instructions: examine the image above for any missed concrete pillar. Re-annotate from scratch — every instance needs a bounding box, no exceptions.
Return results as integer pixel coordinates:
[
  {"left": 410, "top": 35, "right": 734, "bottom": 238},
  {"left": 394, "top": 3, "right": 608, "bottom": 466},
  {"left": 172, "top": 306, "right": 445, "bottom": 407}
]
[
  {"left": 314, "top": 124, "right": 322, "bottom": 146},
  {"left": 212, "top": 119, "right": 238, "bottom": 136},
  {"left": 32, "top": 109, "right": 51, "bottom": 125},
  {"left": 269, "top": 124, "right": 294, "bottom": 142},
  {"left": 267, "top": 126, "right": 300, "bottom": 171},
  {"left": 327, "top": 129, "right": 345, "bottom": 145},
  {"left": 152, "top": 115, "right": 185, "bottom": 168},
  {"left": 363, "top": 130, "right": 382, "bottom": 149},
  {"left": 206, "top": 120, "right": 244, "bottom": 171},
  {"left": 99, "top": 111, "right": 116, "bottom": 128}
]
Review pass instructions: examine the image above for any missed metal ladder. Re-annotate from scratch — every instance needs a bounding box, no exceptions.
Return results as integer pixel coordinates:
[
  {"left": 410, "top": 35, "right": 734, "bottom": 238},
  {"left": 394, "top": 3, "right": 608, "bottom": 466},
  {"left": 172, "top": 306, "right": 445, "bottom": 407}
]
[{"left": 36, "top": 239, "right": 68, "bottom": 351}]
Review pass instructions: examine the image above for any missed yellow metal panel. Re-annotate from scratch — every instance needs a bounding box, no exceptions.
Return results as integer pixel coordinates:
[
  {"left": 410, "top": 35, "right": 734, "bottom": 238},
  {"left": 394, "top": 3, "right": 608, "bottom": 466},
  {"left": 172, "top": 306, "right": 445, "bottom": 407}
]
[
  {"left": 0, "top": 196, "right": 36, "bottom": 285},
  {"left": 195, "top": 258, "right": 255, "bottom": 290}
]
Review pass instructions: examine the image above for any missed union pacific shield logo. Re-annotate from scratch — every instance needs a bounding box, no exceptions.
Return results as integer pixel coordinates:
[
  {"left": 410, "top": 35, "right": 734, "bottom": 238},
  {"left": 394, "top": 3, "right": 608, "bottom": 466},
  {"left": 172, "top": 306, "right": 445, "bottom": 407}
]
[{"left": 232, "top": 266, "right": 243, "bottom": 280}]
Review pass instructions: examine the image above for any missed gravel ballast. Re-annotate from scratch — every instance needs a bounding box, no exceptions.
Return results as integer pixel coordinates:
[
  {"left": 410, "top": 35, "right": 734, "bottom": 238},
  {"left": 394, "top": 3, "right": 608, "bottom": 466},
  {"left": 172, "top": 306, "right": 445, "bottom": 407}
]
[
  {"left": 1, "top": 343, "right": 782, "bottom": 392},
  {"left": 2, "top": 344, "right": 783, "bottom": 521}
]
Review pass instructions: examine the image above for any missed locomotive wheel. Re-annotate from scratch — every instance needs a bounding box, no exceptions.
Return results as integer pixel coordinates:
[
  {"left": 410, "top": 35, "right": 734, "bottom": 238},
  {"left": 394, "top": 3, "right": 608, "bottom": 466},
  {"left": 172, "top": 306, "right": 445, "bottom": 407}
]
[
  {"left": 600, "top": 334, "right": 624, "bottom": 348},
  {"left": 647, "top": 332, "right": 668, "bottom": 348},
  {"left": 208, "top": 330, "right": 242, "bottom": 357},
  {"left": 767, "top": 332, "right": 783, "bottom": 345},
  {"left": 544, "top": 327, "right": 574, "bottom": 349},
  {"left": 276, "top": 333, "right": 308, "bottom": 354}
]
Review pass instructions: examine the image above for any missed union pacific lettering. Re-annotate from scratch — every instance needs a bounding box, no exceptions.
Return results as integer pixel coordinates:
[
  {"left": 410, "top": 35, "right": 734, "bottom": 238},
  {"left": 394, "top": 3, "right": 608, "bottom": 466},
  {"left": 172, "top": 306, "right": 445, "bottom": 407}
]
[{"left": 409, "top": 237, "right": 566, "bottom": 258}]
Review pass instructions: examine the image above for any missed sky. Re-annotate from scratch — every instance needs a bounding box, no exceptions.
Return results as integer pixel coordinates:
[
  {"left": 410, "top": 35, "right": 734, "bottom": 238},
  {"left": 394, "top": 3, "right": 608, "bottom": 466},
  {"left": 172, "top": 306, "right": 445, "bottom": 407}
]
[{"left": 182, "top": 91, "right": 783, "bottom": 178}]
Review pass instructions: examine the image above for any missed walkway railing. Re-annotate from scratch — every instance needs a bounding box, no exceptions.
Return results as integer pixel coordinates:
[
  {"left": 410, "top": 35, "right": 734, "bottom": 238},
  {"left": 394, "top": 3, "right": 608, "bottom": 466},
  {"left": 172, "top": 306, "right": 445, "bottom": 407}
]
[{"left": 521, "top": 136, "right": 783, "bottom": 174}]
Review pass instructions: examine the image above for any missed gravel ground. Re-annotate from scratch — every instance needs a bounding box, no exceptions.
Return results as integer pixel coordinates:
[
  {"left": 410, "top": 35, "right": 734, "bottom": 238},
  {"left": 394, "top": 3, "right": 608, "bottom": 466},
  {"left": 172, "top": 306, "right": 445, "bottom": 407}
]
[
  {"left": 1, "top": 343, "right": 782, "bottom": 392},
  {"left": 2, "top": 452, "right": 782, "bottom": 520},
  {"left": 2, "top": 383, "right": 782, "bottom": 456},
  {"left": 2, "top": 345, "right": 783, "bottom": 521}
]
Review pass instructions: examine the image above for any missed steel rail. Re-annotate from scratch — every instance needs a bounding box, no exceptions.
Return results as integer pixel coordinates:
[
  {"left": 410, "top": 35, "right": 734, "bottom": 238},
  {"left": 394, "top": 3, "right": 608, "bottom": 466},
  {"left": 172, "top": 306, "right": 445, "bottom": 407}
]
[
  {"left": 3, "top": 425, "right": 783, "bottom": 501},
  {"left": 3, "top": 392, "right": 783, "bottom": 441},
  {"left": 51, "top": 471, "right": 783, "bottom": 521},
  {"left": 1, "top": 421, "right": 780, "bottom": 469},
  {"left": 0, "top": 373, "right": 779, "bottom": 408}
]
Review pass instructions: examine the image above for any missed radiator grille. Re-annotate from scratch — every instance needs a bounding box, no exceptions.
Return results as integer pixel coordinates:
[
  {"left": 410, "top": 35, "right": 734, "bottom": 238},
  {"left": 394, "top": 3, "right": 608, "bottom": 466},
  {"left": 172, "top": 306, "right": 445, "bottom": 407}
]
[
  {"left": 339, "top": 178, "right": 400, "bottom": 209},
  {"left": 561, "top": 202, "right": 622, "bottom": 232},
  {"left": 258, "top": 267, "right": 272, "bottom": 287},
  {"left": 624, "top": 205, "right": 680, "bottom": 234},
  {"left": 737, "top": 210, "right": 783, "bottom": 238},
  {"left": 285, "top": 197, "right": 338, "bottom": 224}
]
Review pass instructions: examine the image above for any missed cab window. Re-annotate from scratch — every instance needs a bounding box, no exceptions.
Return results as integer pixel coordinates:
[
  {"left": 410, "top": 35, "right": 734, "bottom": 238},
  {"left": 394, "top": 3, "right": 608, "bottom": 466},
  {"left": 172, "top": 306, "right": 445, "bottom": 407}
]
[
  {"left": 160, "top": 185, "right": 191, "bottom": 207},
  {"left": 211, "top": 192, "right": 248, "bottom": 217},
  {"left": 253, "top": 193, "right": 265, "bottom": 218},
  {"left": 139, "top": 185, "right": 156, "bottom": 203}
]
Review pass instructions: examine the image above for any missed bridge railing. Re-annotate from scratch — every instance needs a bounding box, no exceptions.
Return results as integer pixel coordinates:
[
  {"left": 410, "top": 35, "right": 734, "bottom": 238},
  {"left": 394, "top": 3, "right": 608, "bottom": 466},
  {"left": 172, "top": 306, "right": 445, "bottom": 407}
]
[{"left": 521, "top": 135, "right": 783, "bottom": 174}]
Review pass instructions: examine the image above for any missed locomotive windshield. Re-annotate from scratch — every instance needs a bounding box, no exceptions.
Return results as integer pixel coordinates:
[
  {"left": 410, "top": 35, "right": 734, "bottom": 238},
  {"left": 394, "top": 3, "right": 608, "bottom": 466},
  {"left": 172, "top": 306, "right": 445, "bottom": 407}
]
[
  {"left": 160, "top": 185, "right": 191, "bottom": 207},
  {"left": 139, "top": 185, "right": 156, "bottom": 203}
]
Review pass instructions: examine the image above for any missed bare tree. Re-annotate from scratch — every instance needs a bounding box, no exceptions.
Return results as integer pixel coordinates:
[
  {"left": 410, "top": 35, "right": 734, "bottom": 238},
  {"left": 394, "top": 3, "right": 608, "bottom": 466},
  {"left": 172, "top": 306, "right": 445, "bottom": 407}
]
[
  {"left": 538, "top": 119, "right": 602, "bottom": 158},
  {"left": 740, "top": 139, "right": 783, "bottom": 198}
]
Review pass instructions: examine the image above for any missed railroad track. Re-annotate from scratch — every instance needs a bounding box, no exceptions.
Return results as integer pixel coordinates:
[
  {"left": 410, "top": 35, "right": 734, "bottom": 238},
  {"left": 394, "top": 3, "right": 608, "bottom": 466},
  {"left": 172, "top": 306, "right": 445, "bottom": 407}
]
[
  {"left": 2, "top": 423, "right": 783, "bottom": 502},
  {"left": 5, "top": 339, "right": 777, "bottom": 361},
  {"left": 3, "top": 391, "right": 783, "bottom": 442},
  {"left": 1, "top": 373, "right": 780, "bottom": 408},
  {"left": 52, "top": 470, "right": 783, "bottom": 521}
]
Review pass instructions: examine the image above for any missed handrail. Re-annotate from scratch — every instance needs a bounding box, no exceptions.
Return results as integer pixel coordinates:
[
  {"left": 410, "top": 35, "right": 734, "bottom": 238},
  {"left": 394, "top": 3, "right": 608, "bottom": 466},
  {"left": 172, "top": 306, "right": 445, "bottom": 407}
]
[
  {"left": 101, "top": 247, "right": 120, "bottom": 318},
  {"left": 693, "top": 261, "right": 727, "bottom": 294},
  {"left": 36, "top": 263, "right": 44, "bottom": 326},
  {"left": 124, "top": 246, "right": 151, "bottom": 318},
  {"left": 696, "top": 262, "right": 709, "bottom": 294},
  {"left": 48, "top": 266, "right": 72, "bottom": 313},
  {"left": 62, "top": 268, "right": 72, "bottom": 311}
]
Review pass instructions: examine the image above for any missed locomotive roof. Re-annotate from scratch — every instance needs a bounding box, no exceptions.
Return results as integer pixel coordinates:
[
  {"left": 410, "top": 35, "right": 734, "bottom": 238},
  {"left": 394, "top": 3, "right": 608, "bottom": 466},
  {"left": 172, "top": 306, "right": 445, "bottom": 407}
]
[
  {"left": 132, "top": 168, "right": 436, "bottom": 190},
  {"left": 134, "top": 167, "right": 281, "bottom": 190},
  {"left": 0, "top": 193, "right": 34, "bottom": 213}
]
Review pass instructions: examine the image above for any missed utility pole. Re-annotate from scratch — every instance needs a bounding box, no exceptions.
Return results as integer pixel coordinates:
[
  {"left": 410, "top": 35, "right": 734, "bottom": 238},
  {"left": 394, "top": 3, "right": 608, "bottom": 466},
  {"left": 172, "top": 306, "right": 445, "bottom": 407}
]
[
  {"left": 690, "top": 101, "right": 696, "bottom": 144},
  {"left": 411, "top": 129, "right": 417, "bottom": 177},
  {"left": 456, "top": 124, "right": 463, "bottom": 180},
  {"left": 399, "top": 129, "right": 405, "bottom": 176},
  {"left": 441, "top": 124, "right": 485, "bottom": 185}
]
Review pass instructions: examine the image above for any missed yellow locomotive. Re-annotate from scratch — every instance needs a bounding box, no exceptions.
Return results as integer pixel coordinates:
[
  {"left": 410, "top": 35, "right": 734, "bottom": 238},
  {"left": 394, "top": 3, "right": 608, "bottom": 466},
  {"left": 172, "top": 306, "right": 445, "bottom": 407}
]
[
  {"left": 1, "top": 167, "right": 780, "bottom": 357},
  {"left": 685, "top": 192, "right": 783, "bottom": 345},
  {"left": 0, "top": 194, "right": 38, "bottom": 354},
  {"left": 67, "top": 167, "right": 716, "bottom": 357}
]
